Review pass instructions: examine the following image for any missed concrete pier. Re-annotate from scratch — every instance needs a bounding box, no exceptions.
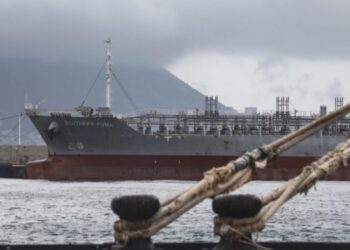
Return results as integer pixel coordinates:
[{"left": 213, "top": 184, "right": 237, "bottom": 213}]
[
  {"left": 0, "top": 145, "right": 47, "bottom": 178},
  {"left": 0, "top": 145, "right": 47, "bottom": 165}
]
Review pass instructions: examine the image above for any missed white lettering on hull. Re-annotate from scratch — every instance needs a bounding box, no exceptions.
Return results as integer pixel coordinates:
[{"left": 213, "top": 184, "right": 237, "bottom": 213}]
[
  {"left": 68, "top": 142, "right": 85, "bottom": 151},
  {"left": 64, "top": 121, "right": 113, "bottom": 127}
]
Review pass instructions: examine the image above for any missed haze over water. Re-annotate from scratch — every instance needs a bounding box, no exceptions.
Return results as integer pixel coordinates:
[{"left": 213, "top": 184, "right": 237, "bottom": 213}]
[{"left": 1, "top": 179, "right": 350, "bottom": 244}]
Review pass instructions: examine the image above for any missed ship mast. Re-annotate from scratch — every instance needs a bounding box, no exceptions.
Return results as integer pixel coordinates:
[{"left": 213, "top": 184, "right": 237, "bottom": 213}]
[{"left": 105, "top": 38, "right": 112, "bottom": 109}]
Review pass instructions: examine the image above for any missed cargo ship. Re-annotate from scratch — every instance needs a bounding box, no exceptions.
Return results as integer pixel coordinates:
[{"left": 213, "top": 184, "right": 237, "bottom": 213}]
[{"left": 24, "top": 40, "right": 350, "bottom": 181}]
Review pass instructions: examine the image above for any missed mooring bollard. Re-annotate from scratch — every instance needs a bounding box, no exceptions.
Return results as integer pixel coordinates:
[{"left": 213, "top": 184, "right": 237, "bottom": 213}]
[
  {"left": 111, "top": 195, "right": 161, "bottom": 250},
  {"left": 211, "top": 194, "right": 262, "bottom": 250}
]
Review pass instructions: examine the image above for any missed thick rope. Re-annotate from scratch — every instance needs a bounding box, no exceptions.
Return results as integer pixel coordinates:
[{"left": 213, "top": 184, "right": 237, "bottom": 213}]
[
  {"left": 114, "top": 104, "right": 350, "bottom": 242},
  {"left": 222, "top": 226, "right": 273, "bottom": 250},
  {"left": 215, "top": 139, "right": 350, "bottom": 239}
]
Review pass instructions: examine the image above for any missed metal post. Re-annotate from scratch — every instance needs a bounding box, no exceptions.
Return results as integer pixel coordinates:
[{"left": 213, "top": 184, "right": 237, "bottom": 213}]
[
  {"left": 18, "top": 113, "right": 22, "bottom": 145},
  {"left": 214, "top": 96, "right": 219, "bottom": 116},
  {"left": 105, "top": 38, "right": 112, "bottom": 109},
  {"left": 209, "top": 96, "right": 213, "bottom": 116},
  {"left": 205, "top": 96, "right": 209, "bottom": 116}
]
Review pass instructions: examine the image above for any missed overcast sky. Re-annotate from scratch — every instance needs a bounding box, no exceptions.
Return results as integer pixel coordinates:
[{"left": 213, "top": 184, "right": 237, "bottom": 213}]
[{"left": 1, "top": 0, "right": 350, "bottom": 111}]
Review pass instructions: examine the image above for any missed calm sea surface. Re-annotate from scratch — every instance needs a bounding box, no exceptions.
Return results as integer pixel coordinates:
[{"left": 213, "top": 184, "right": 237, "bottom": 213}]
[{"left": 1, "top": 179, "right": 350, "bottom": 244}]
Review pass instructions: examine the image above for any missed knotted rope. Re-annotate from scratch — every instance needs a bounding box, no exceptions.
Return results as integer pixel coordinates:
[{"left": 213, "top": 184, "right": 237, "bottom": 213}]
[
  {"left": 113, "top": 103, "right": 350, "bottom": 243},
  {"left": 214, "top": 138, "right": 350, "bottom": 239}
]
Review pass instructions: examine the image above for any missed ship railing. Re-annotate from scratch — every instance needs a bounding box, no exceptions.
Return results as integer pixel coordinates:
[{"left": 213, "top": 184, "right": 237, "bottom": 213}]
[
  {"left": 128, "top": 126, "right": 350, "bottom": 137},
  {"left": 125, "top": 115, "right": 350, "bottom": 136}
]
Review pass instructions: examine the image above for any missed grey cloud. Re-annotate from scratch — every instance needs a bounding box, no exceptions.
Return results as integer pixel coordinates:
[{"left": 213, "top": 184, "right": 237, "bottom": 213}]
[
  {"left": 255, "top": 56, "right": 288, "bottom": 81},
  {"left": 1, "top": 0, "right": 350, "bottom": 65},
  {"left": 326, "top": 79, "right": 344, "bottom": 99}
]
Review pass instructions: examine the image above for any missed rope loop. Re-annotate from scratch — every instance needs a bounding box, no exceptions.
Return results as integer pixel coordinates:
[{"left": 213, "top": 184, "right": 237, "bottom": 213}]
[{"left": 215, "top": 138, "right": 350, "bottom": 243}]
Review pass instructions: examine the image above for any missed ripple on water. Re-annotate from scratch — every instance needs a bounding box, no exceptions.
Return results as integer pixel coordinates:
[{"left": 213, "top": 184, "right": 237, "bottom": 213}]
[{"left": 0, "top": 179, "right": 350, "bottom": 244}]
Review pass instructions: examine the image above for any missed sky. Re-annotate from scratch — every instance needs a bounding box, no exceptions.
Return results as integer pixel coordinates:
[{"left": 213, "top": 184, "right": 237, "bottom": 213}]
[{"left": 1, "top": 0, "right": 350, "bottom": 112}]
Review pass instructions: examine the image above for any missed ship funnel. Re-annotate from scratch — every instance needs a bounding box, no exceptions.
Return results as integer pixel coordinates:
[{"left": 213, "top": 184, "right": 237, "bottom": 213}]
[{"left": 320, "top": 105, "right": 327, "bottom": 116}]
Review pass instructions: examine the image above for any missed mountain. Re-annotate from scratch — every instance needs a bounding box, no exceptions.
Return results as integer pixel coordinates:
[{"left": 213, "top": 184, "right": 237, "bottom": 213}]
[{"left": 0, "top": 57, "right": 236, "bottom": 145}]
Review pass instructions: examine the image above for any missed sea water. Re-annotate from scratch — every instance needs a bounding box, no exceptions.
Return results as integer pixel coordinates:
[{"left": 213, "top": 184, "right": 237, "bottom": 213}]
[{"left": 0, "top": 179, "right": 350, "bottom": 244}]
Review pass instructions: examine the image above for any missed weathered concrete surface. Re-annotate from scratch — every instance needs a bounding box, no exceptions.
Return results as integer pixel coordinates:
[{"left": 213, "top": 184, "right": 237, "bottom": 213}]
[
  {"left": 0, "top": 145, "right": 47, "bottom": 165},
  {"left": 1, "top": 242, "right": 350, "bottom": 250}
]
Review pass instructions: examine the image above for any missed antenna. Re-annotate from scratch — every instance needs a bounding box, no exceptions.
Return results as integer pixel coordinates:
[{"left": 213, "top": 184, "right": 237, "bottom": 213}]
[{"left": 105, "top": 38, "right": 112, "bottom": 108}]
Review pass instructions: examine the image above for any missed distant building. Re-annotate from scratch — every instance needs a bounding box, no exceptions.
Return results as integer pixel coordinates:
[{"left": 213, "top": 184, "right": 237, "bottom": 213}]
[{"left": 244, "top": 107, "right": 257, "bottom": 115}]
